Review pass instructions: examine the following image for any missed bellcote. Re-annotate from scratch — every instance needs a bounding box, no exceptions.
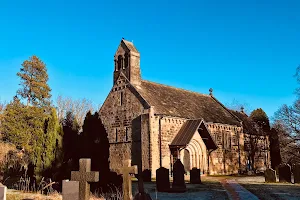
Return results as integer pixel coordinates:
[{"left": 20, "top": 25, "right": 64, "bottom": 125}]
[{"left": 113, "top": 39, "right": 141, "bottom": 85}]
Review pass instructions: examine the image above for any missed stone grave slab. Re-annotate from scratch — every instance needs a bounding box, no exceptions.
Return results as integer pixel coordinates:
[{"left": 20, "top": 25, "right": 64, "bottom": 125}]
[
  {"left": 293, "top": 164, "right": 300, "bottom": 184},
  {"left": 0, "top": 185, "right": 7, "bottom": 200},
  {"left": 278, "top": 164, "right": 291, "bottom": 183},
  {"left": 62, "top": 180, "right": 79, "bottom": 200},
  {"left": 171, "top": 159, "right": 186, "bottom": 192},
  {"left": 142, "top": 169, "right": 151, "bottom": 182},
  {"left": 265, "top": 168, "right": 276, "bottom": 183},
  {"left": 156, "top": 167, "right": 170, "bottom": 192},
  {"left": 190, "top": 168, "right": 201, "bottom": 184}
]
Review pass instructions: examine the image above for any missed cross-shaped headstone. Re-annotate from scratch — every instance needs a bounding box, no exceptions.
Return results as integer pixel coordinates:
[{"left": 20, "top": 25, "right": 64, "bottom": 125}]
[
  {"left": 117, "top": 159, "right": 138, "bottom": 200},
  {"left": 71, "top": 158, "right": 99, "bottom": 200}
]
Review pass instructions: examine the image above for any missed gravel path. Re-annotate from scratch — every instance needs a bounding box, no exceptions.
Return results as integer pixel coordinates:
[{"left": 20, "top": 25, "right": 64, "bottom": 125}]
[{"left": 221, "top": 179, "right": 259, "bottom": 200}]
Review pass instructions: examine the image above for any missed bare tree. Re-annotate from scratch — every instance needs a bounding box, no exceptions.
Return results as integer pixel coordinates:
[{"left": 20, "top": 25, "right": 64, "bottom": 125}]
[
  {"left": 273, "top": 119, "right": 300, "bottom": 164},
  {"left": 226, "top": 99, "right": 252, "bottom": 115},
  {"left": 273, "top": 65, "right": 300, "bottom": 164},
  {"left": 56, "top": 95, "right": 95, "bottom": 127},
  {"left": 0, "top": 100, "right": 7, "bottom": 136}
]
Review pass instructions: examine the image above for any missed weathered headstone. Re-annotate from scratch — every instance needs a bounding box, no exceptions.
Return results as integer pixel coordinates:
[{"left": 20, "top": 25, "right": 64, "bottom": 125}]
[
  {"left": 142, "top": 169, "right": 151, "bottom": 182},
  {"left": 117, "top": 159, "right": 138, "bottom": 200},
  {"left": 172, "top": 159, "right": 186, "bottom": 192},
  {"left": 293, "top": 164, "right": 300, "bottom": 184},
  {"left": 190, "top": 168, "right": 201, "bottom": 184},
  {"left": 278, "top": 164, "right": 291, "bottom": 183},
  {"left": 62, "top": 180, "right": 79, "bottom": 200},
  {"left": 156, "top": 167, "right": 170, "bottom": 192},
  {"left": 71, "top": 158, "right": 99, "bottom": 200},
  {"left": 264, "top": 168, "right": 276, "bottom": 183},
  {"left": 0, "top": 185, "right": 7, "bottom": 200}
]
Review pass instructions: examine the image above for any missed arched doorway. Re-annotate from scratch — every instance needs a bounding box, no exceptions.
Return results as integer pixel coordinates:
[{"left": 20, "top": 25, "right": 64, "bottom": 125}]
[{"left": 183, "top": 149, "right": 190, "bottom": 172}]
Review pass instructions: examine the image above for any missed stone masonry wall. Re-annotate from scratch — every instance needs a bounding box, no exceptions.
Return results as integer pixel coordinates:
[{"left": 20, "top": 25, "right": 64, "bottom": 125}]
[
  {"left": 160, "top": 116, "right": 187, "bottom": 169},
  {"left": 244, "top": 134, "right": 270, "bottom": 172},
  {"left": 206, "top": 123, "right": 244, "bottom": 175},
  {"left": 99, "top": 76, "right": 146, "bottom": 171}
]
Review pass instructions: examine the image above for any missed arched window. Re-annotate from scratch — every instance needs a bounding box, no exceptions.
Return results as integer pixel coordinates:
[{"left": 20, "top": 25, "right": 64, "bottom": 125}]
[
  {"left": 124, "top": 53, "right": 129, "bottom": 69},
  {"left": 125, "top": 127, "right": 128, "bottom": 141},
  {"left": 117, "top": 55, "right": 123, "bottom": 70},
  {"left": 115, "top": 128, "right": 118, "bottom": 142}
]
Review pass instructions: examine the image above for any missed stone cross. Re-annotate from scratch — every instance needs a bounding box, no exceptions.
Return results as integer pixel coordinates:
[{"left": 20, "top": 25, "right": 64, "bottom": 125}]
[
  {"left": 118, "top": 159, "right": 138, "bottom": 200},
  {"left": 71, "top": 158, "right": 99, "bottom": 200}
]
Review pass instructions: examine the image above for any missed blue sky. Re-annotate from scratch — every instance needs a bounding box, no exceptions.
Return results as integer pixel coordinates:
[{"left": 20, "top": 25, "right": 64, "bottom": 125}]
[{"left": 0, "top": 0, "right": 299, "bottom": 119}]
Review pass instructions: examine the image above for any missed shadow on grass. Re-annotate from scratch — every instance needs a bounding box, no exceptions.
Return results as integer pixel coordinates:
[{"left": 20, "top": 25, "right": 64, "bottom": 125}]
[{"left": 241, "top": 182, "right": 300, "bottom": 200}]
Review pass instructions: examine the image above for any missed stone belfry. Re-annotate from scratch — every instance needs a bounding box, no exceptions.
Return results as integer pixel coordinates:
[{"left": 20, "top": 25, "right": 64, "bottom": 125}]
[{"left": 113, "top": 39, "right": 141, "bottom": 85}]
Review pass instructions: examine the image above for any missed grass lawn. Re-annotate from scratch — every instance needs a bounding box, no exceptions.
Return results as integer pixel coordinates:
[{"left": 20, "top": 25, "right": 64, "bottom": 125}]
[{"left": 241, "top": 182, "right": 300, "bottom": 200}]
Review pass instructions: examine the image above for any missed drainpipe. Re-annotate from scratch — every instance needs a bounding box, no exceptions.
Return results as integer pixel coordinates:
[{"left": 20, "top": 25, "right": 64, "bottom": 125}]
[
  {"left": 159, "top": 116, "right": 163, "bottom": 167},
  {"left": 207, "top": 150, "right": 211, "bottom": 175},
  {"left": 238, "top": 123, "right": 242, "bottom": 173}
]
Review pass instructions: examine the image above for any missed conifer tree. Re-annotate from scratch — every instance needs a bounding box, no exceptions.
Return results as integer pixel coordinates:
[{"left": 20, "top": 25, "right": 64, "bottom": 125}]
[
  {"left": 250, "top": 108, "right": 281, "bottom": 168},
  {"left": 250, "top": 108, "right": 270, "bottom": 132},
  {"left": 17, "top": 55, "right": 51, "bottom": 107}
]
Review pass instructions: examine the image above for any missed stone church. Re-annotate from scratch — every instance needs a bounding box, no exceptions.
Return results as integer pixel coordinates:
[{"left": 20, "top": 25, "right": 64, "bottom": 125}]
[{"left": 100, "top": 39, "right": 270, "bottom": 177}]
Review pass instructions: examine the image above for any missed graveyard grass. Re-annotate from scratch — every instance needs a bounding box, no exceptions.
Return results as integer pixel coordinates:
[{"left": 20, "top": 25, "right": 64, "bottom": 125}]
[
  {"left": 241, "top": 182, "right": 300, "bottom": 200},
  {"left": 6, "top": 190, "right": 107, "bottom": 200}
]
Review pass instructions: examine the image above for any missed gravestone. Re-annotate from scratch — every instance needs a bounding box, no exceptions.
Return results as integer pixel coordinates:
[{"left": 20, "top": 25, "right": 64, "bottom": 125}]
[
  {"left": 142, "top": 169, "right": 151, "bottom": 182},
  {"left": 278, "top": 164, "right": 291, "bottom": 183},
  {"left": 62, "top": 180, "right": 79, "bottom": 200},
  {"left": 293, "top": 164, "right": 300, "bottom": 184},
  {"left": 172, "top": 159, "right": 186, "bottom": 192},
  {"left": 156, "top": 167, "right": 170, "bottom": 192},
  {"left": 264, "top": 168, "right": 276, "bottom": 183},
  {"left": 117, "top": 159, "right": 138, "bottom": 200},
  {"left": 71, "top": 158, "right": 99, "bottom": 200},
  {"left": 0, "top": 185, "right": 7, "bottom": 200},
  {"left": 190, "top": 168, "right": 201, "bottom": 184}
]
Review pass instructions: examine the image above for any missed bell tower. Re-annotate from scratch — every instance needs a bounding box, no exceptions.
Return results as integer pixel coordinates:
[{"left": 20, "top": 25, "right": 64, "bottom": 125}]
[{"left": 113, "top": 39, "right": 141, "bottom": 85}]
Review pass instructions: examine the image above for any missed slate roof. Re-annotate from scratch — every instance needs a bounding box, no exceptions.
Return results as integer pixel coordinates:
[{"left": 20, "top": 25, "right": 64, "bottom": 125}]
[
  {"left": 170, "top": 119, "right": 218, "bottom": 150},
  {"left": 122, "top": 39, "right": 139, "bottom": 53},
  {"left": 134, "top": 80, "right": 241, "bottom": 126},
  {"left": 171, "top": 119, "right": 202, "bottom": 146}
]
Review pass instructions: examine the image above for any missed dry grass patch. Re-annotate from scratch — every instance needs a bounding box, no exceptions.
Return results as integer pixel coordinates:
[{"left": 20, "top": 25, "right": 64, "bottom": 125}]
[
  {"left": 0, "top": 142, "right": 15, "bottom": 163},
  {"left": 6, "top": 191, "right": 106, "bottom": 200},
  {"left": 6, "top": 191, "right": 62, "bottom": 200}
]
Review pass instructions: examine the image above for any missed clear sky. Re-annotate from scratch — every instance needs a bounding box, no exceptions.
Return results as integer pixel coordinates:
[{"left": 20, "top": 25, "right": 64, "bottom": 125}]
[{"left": 0, "top": 0, "right": 299, "bottom": 119}]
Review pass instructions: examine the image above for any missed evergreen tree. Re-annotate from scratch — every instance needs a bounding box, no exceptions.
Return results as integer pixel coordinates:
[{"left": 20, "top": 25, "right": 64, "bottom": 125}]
[
  {"left": 17, "top": 55, "right": 51, "bottom": 107},
  {"left": 40, "top": 108, "right": 61, "bottom": 174},
  {"left": 250, "top": 108, "right": 270, "bottom": 132},
  {"left": 62, "top": 111, "right": 80, "bottom": 163},
  {"left": 1, "top": 99, "right": 61, "bottom": 176},
  {"left": 82, "top": 111, "right": 109, "bottom": 191},
  {"left": 1, "top": 97, "right": 44, "bottom": 150},
  {"left": 250, "top": 108, "right": 281, "bottom": 169}
]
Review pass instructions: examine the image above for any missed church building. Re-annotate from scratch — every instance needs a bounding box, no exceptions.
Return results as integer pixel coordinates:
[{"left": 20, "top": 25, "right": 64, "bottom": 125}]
[{"left": 99, "top": 39, "right": 270, "bottom": 177}]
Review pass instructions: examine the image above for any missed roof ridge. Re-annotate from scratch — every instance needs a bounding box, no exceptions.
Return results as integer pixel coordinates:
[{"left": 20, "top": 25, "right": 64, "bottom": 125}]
[
  {"left": 122, "top": 39, "right": 133, "bottom": 44},
  {"left": 210, "top": 96, "right": 242, "bottom": 123},
  {"left": 141, "top": 80, "right": 211, "bottom": 97}
]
